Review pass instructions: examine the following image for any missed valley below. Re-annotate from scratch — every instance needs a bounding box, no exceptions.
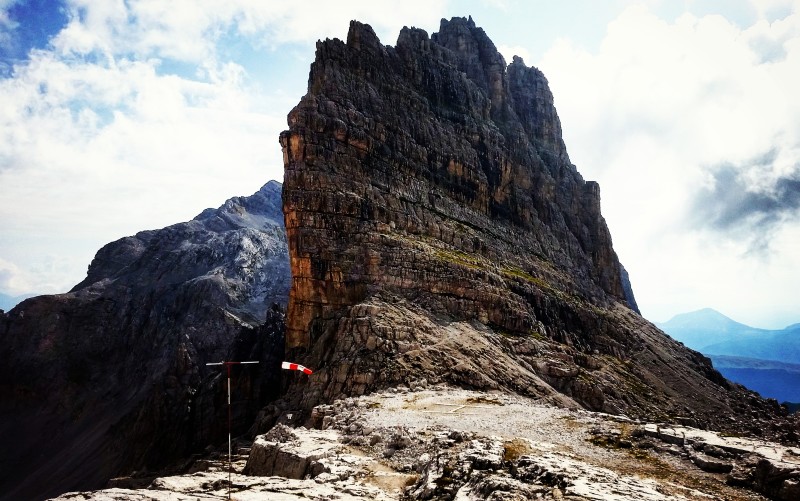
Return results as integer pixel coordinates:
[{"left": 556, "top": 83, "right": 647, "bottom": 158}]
[{"left": 658, "top": 309, "right": 800, "bottom": 406}]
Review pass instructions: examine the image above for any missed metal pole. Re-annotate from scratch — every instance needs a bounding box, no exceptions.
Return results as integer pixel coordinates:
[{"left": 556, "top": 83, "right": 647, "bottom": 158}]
[
  {"left": 227, "top": 363, "right": 231, "bottom": 500},
  {"left": 207, "top": 360, "right": 259, "bottom": 501}
]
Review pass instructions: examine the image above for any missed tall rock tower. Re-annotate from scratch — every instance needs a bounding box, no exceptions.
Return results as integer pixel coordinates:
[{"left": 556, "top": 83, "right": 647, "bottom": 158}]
[{"left": 281, "top": 18, "right": 777, "bottom": 427}]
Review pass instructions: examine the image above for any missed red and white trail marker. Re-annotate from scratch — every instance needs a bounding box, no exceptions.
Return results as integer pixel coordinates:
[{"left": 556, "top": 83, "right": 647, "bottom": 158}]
[{"left": 281, "top": 361, "right": 313, "bottom": 375}]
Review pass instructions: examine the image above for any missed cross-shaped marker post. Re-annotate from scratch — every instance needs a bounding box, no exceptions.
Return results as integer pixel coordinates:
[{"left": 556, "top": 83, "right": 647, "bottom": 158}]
[{"left": 206, "top": 360, "right": 259, "bottom": 500}]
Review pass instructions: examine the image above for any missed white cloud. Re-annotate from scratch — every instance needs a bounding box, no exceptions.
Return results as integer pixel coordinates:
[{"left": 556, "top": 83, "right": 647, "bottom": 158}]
[
  {"left": 237, "top": 0, "right": 449, "bottom": 46},
  {"left": 0, "top": 0, "right": 451, "bottom": 296},
  {"left": 0, "top": 0, "right": 21, "bottom": 56},
  {"left": 497, "top": 44, "right": 531, "bottom": 65},
  {"left": 750, "top": 0, "right": 800, "bottom": 21},
  {"left": 50, "top": 0, "right": 449, "bottom": 62},
  {"left": 0, "top": 256, "right": 23, "bottom": 292},
  {"left": 539, "top": 4, "right": 800, "bottom": 328},
  {"left": 0, "top": 0, "right": 17, "bottom": 27}
]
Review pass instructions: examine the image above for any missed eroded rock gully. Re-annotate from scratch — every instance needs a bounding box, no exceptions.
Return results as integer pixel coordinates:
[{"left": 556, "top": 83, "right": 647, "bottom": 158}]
[{"left": 279, "top": 16, "right": 791, "bottom": 434}]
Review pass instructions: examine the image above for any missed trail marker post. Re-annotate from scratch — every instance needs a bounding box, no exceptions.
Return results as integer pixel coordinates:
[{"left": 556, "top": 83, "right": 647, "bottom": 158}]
[
  {"left": 206, "top": 360, "right": 259, "bottom": 500},
  {"left": 205, "top": 360, "right": 311, "bottom": 499}
]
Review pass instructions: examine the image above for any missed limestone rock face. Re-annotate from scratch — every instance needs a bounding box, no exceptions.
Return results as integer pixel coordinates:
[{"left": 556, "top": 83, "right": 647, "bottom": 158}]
[
  {"left": 0, "top": 181, "right": 290, "bottom": 500},
  {"left": 280, "top": 18, "right": 784, "bottom": 430}
]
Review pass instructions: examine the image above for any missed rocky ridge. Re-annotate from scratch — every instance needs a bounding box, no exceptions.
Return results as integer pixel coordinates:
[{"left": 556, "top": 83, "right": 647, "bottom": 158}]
[
  {"left": 0, "top": 181, "right": 290, "bottom": 501},
  {"left": 51, "top": 387, "right": 800, "bottom": 500},
  {"left": 279, "top": 16, "right": 788, "bottom": 433}
]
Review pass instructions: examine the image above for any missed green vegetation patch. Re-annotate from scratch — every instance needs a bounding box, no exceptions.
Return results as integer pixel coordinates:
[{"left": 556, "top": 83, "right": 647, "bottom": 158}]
[
  {"left": 500, "top": 265, "right": 539, "bottom": 283},
  {"left": 433, "top": 248, "right": 486, "bottom": 271}
]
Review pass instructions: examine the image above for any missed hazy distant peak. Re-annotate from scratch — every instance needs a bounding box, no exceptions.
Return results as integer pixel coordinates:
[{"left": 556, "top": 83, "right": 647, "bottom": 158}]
[
  {"left": 658, "top": 307, "right": 800, "bottom": 364},
  {"left": 660, "top": 308, "right": 749, "bottom": 332}
]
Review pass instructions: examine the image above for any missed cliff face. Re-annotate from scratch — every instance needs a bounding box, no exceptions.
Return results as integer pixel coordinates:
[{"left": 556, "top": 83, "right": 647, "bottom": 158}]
[
  {"left": 281, "top": 18, "right": 783, "bottom": 427},
  {"left": 284, "top": 18, "right": 624, "bottom": 347},
  {"left": 0, "top": 181, "right": 290, "bottom": 501}
]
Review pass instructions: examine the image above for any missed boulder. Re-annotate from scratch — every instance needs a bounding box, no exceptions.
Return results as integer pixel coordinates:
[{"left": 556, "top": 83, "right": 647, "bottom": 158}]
[
  {"left": 690, "top": 452, "right": 734, "bottom": 473},
  {"left": 244, "top": 426, "right": 339, "bottom": 479}
]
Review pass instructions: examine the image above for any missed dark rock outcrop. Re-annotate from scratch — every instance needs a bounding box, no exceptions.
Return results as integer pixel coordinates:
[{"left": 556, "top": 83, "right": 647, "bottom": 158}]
[
  {"left": 619, "top": 263, "right": 640, "bottom": 314},
  {"left": 280, "top": 17, "right": 786, "bottom": 432},
  {"left": 0, "top": 181, "right": 290, "bottom": 501}
]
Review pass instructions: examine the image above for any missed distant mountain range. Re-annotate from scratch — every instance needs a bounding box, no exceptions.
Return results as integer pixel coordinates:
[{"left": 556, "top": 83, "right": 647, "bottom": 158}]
[
  {"left": 657, "top": 308, "right": 800, "bottom": 364},
  {"left": 657, "top": 308, "right": 800, "bottom": 403}
]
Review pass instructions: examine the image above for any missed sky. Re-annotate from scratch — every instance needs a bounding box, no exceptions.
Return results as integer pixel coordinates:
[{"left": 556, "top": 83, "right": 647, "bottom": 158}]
[{"left": 0, "top": 0, "right": 798, "bottom": 329}]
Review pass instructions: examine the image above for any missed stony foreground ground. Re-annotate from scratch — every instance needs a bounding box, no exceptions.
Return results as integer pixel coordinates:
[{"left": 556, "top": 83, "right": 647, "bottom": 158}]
[{"left": 52, "top": 385, "right": 800, "bottom": 500}]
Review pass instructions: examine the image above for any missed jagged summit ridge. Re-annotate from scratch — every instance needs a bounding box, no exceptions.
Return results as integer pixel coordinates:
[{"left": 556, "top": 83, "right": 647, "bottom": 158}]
[{"left": 285, "top": 17, "right": 630, "bottom": 347}]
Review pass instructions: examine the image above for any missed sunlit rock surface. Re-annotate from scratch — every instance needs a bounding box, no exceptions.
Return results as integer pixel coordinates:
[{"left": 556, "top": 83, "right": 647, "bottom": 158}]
[{"left": 50, "top": 387, "right": 800, "bottom": 501}]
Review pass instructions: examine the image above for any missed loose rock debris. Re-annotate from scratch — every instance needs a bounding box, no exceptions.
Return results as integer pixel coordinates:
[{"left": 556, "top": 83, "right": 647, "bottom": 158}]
[{"left": 52, "top": 386, "right": 800, "bottom": 500}]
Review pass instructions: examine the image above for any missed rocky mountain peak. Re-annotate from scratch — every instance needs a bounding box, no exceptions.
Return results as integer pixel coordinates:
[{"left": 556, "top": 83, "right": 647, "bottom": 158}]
[
  {"left": 3, "top": 15, "right": 796, "bottom": 501},
  {"left": 1, "top": 182, "right": 290, "bottom": 500},
  {"left": 280, "top": 16, "right": 782, "bottom": 434},
  {"left": 284, "top": 16, "right": 629, "bottom": 348}
]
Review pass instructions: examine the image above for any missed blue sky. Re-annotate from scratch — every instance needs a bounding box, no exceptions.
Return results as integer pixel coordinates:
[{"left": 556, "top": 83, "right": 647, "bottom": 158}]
[{"left": 1, "top": 0, "right": 799, "bottom": 329}]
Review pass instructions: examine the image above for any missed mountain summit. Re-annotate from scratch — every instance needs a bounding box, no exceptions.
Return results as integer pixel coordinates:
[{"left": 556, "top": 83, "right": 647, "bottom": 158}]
[
  {"left": 0, "top": 182, "right": 290, "bottom": 500},
  {"left": 279, "top": 17, "right": 782, "bottom": 430}
]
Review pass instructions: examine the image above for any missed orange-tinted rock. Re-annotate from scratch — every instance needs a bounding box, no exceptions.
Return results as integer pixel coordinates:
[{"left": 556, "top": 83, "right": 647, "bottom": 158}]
[{"left": 284, "top": 19, "right": 626, "bottom": 347}]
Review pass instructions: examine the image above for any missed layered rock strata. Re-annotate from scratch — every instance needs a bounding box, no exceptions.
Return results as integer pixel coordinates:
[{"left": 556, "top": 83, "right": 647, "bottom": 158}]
[
  {"left": 0, "top": 182, "right": 290, "bottom": 500},
  {"left": 280, "top": 17, "right": 787, "bottom": 431}
]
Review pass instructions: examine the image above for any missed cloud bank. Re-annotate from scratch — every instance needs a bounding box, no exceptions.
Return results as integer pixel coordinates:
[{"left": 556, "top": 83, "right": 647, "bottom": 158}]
[
  {"left": 539, "top": 3, "right": 800, "bottom": 327},
  {"left": 695, "top": 150, "right": 800, "bottom": 252}
]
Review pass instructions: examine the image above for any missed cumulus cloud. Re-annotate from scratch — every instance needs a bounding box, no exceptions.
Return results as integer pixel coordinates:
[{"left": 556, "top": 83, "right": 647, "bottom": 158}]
[
  {"left": 0, "top": 46, "right": 285, "bottom": 293},
  {"left": 694, "top": 149, "right": 800, "bottom": 252},
  {"left": 0, "top": 0, "right": 21, "bottom": 68},
  {"left": 538, "top": 4, "right": 800, "bottom": 327},
  {"left": 49, "top": 0, "right": 448, "bottom": 61},
  {"left": 0, "top": 0, "right": 450, "bottom": 295},
  {"left": 752, "top": 0, "right": 798, "bottom": 22},
  {"left": 0, "top": 257, "right": 19, "bottom": 291}
]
